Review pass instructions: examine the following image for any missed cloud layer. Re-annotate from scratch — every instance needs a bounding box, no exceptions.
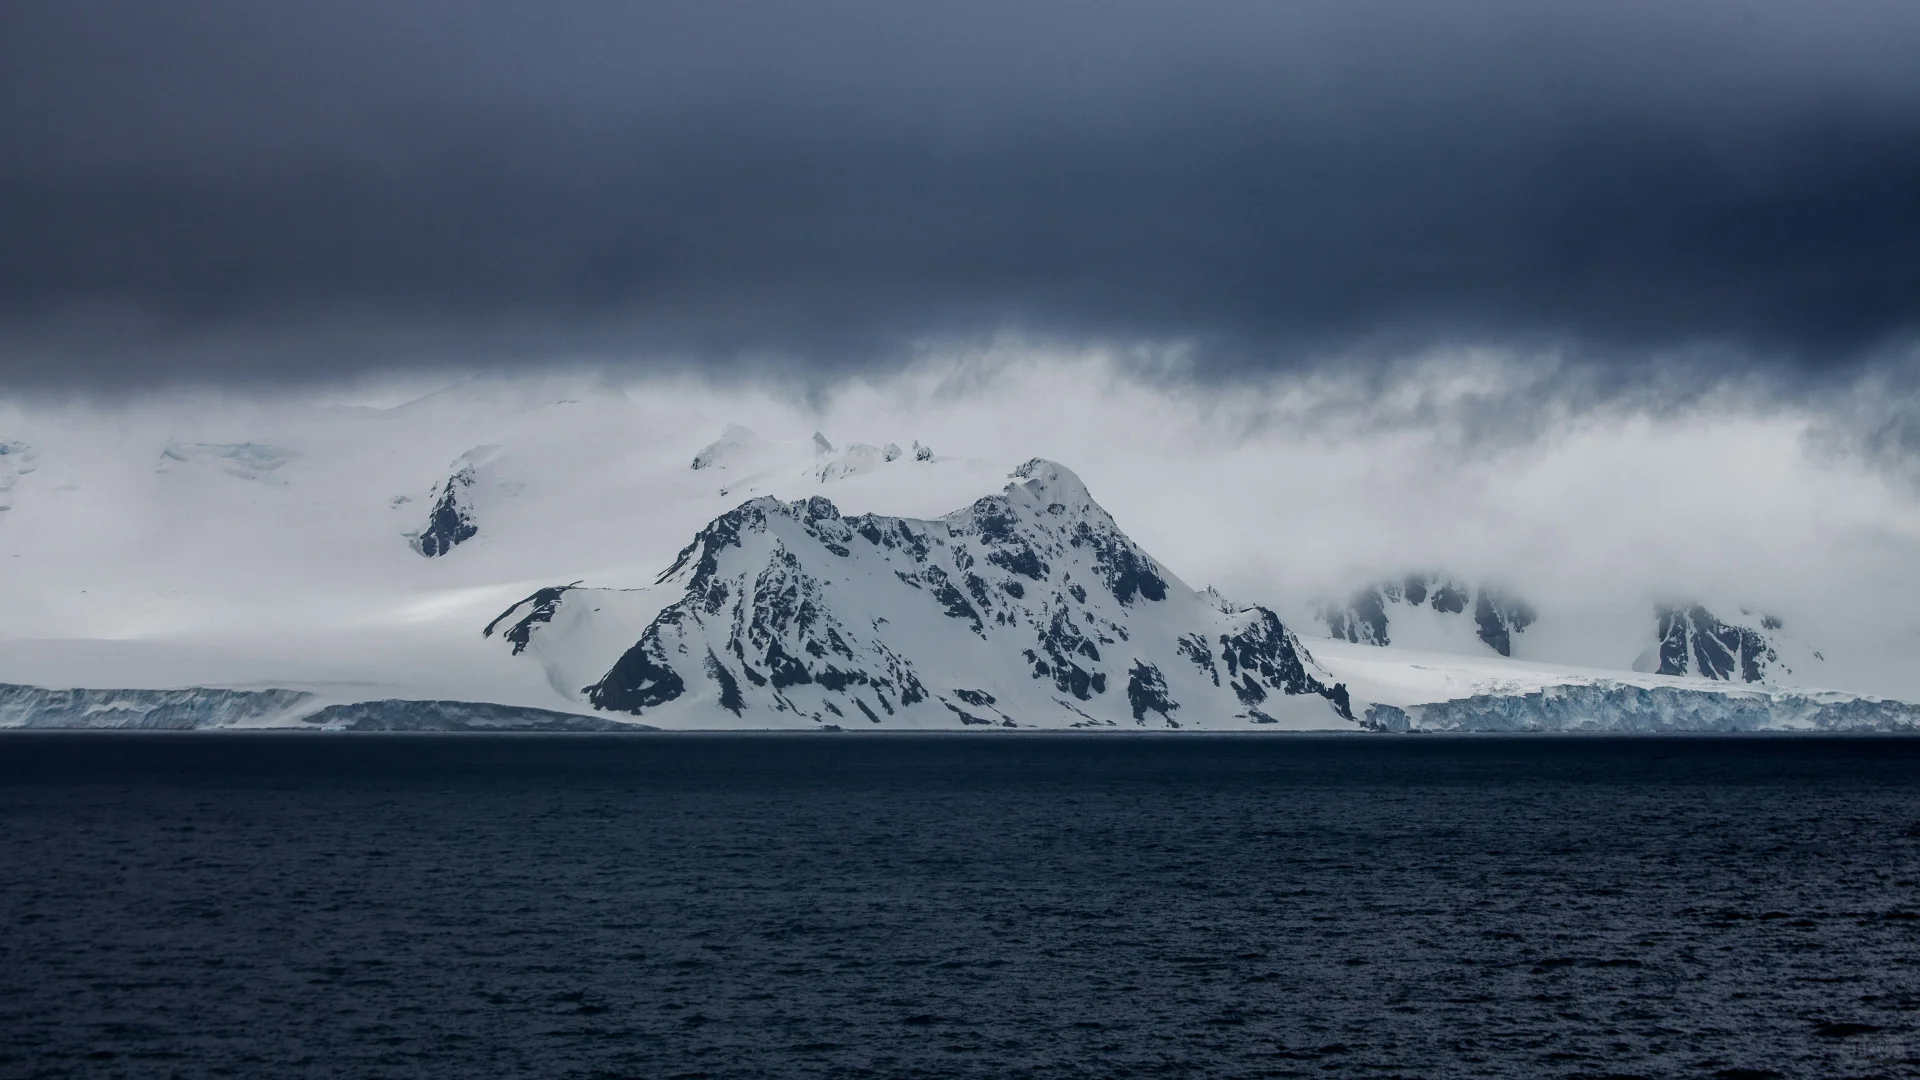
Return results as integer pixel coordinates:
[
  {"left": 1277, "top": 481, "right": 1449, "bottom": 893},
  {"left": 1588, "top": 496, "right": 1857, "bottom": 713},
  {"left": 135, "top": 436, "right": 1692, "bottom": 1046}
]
[{"left": 4, "top": 1, "right": 1919, "bottom": 383}]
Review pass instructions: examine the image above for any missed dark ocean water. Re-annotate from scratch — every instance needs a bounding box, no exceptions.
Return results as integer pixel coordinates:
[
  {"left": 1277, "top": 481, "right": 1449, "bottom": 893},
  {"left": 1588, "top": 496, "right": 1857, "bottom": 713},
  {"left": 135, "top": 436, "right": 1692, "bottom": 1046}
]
[{"left": 3, "top": 734, "right": 1919, "bottom": 1080}]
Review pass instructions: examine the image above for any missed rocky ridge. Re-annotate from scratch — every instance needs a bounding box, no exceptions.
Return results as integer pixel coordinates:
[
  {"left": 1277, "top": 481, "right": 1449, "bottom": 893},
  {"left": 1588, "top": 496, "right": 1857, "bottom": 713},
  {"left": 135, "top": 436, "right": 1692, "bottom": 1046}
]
[
  {"left": 408, "top": 446, "right": 503, "bottom": 557},
  {"left": 491, "top": 459, "right": 1354, "bottom": 728},
  {"left": 1318, "top": 573, "right": 1538, "bottom": 657},
  {"left": 1640, "top": 603, "right": 1817, "bottom": 685}
]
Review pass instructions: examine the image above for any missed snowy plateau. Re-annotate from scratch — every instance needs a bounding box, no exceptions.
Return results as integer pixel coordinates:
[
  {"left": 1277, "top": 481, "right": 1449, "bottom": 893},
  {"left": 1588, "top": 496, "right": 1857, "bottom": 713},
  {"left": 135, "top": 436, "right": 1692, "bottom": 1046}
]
[{"left": 0, "top": 376, "right": 1914, "bottom": 733}]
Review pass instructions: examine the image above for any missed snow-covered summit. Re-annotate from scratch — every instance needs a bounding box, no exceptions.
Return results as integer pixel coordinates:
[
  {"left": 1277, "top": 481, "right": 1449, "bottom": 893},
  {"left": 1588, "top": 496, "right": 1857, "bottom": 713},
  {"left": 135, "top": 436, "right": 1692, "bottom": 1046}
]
[
  {"left": 405, "top": 445, "right": 508, "bottom": 558},
  {"left": 1003, "top": 457, "right": 1095, "bottom": 510},
  {"left": 690, "top": 424, "right": 763, "bottom": 471},
  {"left": 491, "top": 458, "right": 1354, "bottom": 728}
]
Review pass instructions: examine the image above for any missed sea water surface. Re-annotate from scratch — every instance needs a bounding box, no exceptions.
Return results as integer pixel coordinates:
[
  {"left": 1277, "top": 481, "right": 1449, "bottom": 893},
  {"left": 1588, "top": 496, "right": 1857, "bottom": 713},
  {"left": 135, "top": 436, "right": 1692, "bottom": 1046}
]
[{"left": 3, "top": 733, "right": 1918, "bottom": 1079}]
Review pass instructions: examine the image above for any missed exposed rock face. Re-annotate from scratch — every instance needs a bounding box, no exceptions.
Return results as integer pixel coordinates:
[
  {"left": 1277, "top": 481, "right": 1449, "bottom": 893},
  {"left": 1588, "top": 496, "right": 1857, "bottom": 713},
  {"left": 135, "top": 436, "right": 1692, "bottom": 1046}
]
[
  {"left": 1473, "top": 588, "right": 1538, "bottom": 658},
  {"left": 484, "top": 583, "right": 582, "bottom": 654},
  {"left": 409, "top": 446, "right": 505, "bottom": 558},
  {"left": 1318, "top": 573, "right": 1535, "bottom": 656},
  {"left": 512, "top": 459, "right": 1352, "bottom": 728},
  {"left": 412, "top": 464, "right": 479, "bottom": 557},
  {"left": 1652, "top": 603, "right": 1791, "bottom": 683},
  {"left": 1321, "top": 583, "right": 1392, "bottom": 646}
]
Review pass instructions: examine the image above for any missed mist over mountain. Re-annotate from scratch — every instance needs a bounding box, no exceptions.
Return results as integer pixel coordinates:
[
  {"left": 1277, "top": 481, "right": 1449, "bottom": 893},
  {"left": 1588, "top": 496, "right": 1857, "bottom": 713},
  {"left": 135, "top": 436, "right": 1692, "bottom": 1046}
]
[{"left": 0, "top": 360, "right": 1912, "bottom": 730}]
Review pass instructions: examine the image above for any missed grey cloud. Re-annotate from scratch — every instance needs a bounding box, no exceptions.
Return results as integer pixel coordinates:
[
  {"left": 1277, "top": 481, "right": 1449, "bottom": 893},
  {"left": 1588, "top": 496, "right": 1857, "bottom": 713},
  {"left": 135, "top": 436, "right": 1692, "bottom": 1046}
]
[{"left": 2, "top": 0, "right": 1919, "bottom": 385}]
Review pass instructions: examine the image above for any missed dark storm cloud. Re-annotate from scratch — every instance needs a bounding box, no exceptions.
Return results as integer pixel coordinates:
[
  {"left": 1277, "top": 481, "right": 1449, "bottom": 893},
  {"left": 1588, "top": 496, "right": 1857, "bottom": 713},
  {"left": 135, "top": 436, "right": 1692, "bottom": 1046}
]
[{"left": 2, "top": 0, "right": 1918, "bottom": 383}]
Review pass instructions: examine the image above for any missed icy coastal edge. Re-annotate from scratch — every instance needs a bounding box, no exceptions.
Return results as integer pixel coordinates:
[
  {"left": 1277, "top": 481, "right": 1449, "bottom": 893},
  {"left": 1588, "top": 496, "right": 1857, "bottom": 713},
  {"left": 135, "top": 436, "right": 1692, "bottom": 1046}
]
[
  {"left": 2, "top": 679, "right": 1919, "bottom": 731},
  {"left": 0, "top": 684, "right": 650, "bottom": 732},
  {"left": 1364, "top": 681, "right": 1920, "bottom": 732}
]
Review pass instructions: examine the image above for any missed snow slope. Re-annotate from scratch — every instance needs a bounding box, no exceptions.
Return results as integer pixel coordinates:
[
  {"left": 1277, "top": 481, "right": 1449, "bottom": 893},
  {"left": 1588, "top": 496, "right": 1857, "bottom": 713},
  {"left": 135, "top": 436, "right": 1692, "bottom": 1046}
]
[{"left": 0, "top": 376, "right": 1006, "bottom": 718}]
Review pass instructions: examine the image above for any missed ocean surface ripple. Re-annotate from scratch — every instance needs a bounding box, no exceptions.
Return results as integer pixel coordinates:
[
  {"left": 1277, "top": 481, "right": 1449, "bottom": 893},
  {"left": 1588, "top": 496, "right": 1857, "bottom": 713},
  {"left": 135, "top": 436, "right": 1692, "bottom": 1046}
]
[{"left": 3, "top": 733, "right": 1918, "bottom": 1079}]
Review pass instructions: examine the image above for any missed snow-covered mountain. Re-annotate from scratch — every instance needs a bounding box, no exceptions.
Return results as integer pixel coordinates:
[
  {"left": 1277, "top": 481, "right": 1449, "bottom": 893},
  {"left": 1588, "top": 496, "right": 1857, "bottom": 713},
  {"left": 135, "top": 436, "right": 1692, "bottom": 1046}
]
[
  {"left": 486, "top": 460, "right": 1354, "bottom": 728},
  {"left": 1635, "top": 602, "right": 1823, "bottom": 684},
  {"left": 0, "top": 373, "right": 1913, "bottom": 732},
  {"left": 406, "top": 445, "right": 503, "bottom": 557}
]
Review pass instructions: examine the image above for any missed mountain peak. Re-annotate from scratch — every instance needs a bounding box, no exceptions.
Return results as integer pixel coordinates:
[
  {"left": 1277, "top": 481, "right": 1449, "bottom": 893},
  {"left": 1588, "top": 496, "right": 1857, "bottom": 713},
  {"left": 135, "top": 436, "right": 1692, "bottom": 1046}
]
[
  {"left": 690, "top": 425, "right": 763, "bottom": 471},
  {"left": 1008, "top": 458, "right": 1092, "bottom": 509},
  {"left": 499, "top": 460, "right": 1353, "bottom": 728}
]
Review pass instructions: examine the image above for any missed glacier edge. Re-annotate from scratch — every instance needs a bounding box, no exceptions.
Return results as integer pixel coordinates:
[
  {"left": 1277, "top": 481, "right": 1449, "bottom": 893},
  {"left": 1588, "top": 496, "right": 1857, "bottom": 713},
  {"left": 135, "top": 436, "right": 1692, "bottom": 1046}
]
[{"left": 1364, "top": 681, "right": 1920, "bottom": 732}]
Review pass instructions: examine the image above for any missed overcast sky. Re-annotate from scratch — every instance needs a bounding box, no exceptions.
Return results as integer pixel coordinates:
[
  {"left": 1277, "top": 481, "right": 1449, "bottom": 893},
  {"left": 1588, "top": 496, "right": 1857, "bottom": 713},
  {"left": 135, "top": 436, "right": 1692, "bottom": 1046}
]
[{"left": 3, "top": 0, "right": 1918, "bottom": 386}]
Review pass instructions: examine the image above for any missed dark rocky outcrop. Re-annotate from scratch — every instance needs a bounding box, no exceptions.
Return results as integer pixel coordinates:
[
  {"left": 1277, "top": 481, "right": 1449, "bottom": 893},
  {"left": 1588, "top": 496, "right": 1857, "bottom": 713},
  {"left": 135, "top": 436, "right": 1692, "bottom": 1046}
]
[
  {"left": 1126, "top": 661, "right": 1178, "bottom": 723},
  {"left": 483, "top": 583, "right": 582, "bottom": 655},
  {"left": 1473, "top": 588, "right": 1537, "bottom": 658},
  {"left": 1654, "top": 604, "right": 1784, "bottom": 683},
  {"left": 413, "top": 465, "right": 479, "bottom": 557},
  {"left": 1319, "top": 573, "right": 1533, "bottom": 657}
]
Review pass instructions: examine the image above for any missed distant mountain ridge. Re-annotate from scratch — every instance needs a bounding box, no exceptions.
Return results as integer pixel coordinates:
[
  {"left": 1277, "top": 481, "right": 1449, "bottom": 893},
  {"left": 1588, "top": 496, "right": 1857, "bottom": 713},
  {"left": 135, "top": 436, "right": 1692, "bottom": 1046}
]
[
  {"left": 1316, "top": 571, "right": 1829, "bottom": 690},
  {"left": 405, "top": 445, "right": 508, "bottom": 557},
  {"left": 1317, "top": 573, "right": 1537, "bottom": 657},
  {"left": 1637, "top": 602, "right": 1821, "bottom": 685}
]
